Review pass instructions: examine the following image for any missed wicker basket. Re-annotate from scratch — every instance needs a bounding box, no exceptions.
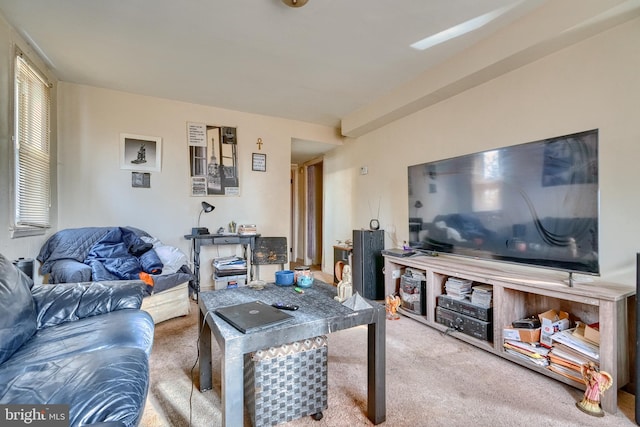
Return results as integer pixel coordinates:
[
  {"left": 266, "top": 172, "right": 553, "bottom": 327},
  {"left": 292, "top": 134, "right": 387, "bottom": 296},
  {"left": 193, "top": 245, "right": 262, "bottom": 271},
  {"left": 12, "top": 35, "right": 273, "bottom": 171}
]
[{"left": 244, "top": 336, "right": 328, "bottom": 426}]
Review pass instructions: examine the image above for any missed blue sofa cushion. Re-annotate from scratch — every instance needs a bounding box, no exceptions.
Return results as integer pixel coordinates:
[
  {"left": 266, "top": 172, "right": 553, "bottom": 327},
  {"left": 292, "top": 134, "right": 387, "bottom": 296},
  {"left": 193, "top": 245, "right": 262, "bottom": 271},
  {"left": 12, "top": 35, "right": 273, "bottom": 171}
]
[
  {"left": 30, "top": 280, "right": 146, "bottom": 329},
  {"left": 0, "top": 254, "right": 37, "bottom": 365},
  {"left": 0, "top": 310, "right": 154, "bottom": 370},
  {"left": 0, "top": 347, "right": 149, "bottom": 427}
]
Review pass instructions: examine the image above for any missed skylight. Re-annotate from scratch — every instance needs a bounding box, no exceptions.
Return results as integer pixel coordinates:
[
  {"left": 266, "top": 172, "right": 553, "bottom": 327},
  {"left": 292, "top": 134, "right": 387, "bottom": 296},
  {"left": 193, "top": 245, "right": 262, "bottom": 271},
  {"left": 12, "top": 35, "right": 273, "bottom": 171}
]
[{"left": 410, "top": 1, "right": 523, "bottom": 51}]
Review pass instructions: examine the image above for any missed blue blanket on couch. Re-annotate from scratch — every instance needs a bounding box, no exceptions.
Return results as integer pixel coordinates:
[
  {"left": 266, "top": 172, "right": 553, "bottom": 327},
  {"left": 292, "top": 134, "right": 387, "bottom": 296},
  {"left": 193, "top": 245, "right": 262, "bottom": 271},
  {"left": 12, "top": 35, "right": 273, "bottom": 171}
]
[
  {"left": 85, "top": 227, "right": 163, "bottom": 281},
  {"left": 38, "top": 227, "right": 163, "bottom": 283}
]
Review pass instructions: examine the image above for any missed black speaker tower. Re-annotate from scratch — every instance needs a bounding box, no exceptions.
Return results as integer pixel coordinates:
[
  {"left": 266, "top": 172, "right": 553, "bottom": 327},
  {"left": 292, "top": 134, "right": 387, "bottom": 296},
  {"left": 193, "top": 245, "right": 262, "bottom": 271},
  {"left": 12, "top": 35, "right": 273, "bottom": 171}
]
[{"left": 352, "top": 229, "right": 384, "bottom": 300}]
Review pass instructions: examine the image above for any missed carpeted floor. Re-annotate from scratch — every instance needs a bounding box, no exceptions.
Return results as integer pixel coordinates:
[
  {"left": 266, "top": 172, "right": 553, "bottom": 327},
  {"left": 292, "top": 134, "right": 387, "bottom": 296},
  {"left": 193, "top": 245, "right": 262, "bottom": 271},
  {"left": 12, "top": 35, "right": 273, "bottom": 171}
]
[{"left": 141, "top": 297, "right": 637, "bottom": 427}]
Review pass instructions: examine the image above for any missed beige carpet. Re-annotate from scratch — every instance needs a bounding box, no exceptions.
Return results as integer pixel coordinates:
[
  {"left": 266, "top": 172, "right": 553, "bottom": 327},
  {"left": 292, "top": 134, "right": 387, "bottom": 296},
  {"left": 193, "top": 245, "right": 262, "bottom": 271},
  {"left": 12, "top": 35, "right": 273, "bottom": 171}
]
[{"left": 141, "top": 298, "right": 637, "bottom": 427}]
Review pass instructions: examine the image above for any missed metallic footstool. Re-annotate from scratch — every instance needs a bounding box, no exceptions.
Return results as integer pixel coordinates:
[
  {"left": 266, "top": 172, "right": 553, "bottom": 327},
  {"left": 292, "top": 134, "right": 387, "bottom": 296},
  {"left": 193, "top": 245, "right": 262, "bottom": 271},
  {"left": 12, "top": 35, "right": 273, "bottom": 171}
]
[{"left": 244, "top": 335, "right": 328, "bottom": 426}]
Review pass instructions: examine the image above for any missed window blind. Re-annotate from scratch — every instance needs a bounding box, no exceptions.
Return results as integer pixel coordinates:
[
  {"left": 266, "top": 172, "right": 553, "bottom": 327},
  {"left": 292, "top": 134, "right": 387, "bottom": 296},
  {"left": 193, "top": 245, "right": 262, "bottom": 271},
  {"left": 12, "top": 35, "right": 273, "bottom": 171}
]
[{"left": 15, "top": 53, "right": 51, "bottom": 230}]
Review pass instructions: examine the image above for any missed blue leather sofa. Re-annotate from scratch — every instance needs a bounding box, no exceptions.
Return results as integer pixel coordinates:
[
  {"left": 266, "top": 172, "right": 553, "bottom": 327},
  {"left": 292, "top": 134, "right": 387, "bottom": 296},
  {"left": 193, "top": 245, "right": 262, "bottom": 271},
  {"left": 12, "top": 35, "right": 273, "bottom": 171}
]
[{"left": 0, "top": 253, "right": 154, "bottom": 427}]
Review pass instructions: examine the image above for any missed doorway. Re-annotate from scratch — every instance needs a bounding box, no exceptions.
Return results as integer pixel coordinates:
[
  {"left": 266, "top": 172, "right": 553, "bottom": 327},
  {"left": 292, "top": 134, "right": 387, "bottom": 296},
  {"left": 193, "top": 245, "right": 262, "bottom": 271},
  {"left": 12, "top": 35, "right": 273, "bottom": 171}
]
[
  {"left": 306, "top": 160, "right": 323, "bottom": 267},
  {"left": 290, "top": 159, "right": 323, "bottom": 271}
]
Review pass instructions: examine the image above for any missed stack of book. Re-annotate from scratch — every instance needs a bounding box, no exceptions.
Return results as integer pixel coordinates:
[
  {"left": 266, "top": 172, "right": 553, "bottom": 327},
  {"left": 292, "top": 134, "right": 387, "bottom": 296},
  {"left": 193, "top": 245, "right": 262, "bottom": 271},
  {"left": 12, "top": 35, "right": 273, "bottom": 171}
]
[
  {"left": 444, "top": 277, "right": 472, "bottom": 300},
  {"left": 503, "top": 340, "right": 550, "bottom": 367},
  {"left": 471, "top": 284, "right": 493, "bottom": 308},
  {"left": 213, "top": 256, "right": 247, "bottom": 277},
  {"left": 238, "top": 224, "right": 257, "bottom": 235},
  {"left": 547, "top": 324, "right": 599, "bottom": 385}
]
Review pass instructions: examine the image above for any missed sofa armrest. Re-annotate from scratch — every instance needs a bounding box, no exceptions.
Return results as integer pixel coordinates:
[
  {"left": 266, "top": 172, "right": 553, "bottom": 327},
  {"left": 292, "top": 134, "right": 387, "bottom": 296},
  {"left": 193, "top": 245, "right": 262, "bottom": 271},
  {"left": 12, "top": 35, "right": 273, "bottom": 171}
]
[{"left": 31, "top": 280, "right": 146, "bottom": 329}]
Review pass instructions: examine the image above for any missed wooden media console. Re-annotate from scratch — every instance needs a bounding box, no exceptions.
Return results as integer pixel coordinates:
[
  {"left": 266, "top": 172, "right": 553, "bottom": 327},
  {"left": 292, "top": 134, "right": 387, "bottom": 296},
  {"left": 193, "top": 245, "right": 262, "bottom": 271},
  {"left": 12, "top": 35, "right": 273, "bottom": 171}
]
[{"left": 384, "top": 254, "right": 634, "bottom": 414}]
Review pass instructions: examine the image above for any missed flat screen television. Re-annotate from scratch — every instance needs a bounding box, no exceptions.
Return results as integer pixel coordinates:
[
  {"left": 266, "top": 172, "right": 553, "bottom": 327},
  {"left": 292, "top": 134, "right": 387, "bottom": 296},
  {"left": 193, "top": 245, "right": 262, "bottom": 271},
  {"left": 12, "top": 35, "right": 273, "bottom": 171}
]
[{"left": 407, "top": 129, "right": 599, "bottom": 275}]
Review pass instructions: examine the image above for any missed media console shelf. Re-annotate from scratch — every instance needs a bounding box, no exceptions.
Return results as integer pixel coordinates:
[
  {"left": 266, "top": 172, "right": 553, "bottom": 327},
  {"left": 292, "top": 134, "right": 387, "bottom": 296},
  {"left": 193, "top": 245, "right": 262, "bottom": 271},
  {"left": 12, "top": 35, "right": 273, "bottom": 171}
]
[{"left": 384, "top": 254, "right": 634, "bottom": 414}]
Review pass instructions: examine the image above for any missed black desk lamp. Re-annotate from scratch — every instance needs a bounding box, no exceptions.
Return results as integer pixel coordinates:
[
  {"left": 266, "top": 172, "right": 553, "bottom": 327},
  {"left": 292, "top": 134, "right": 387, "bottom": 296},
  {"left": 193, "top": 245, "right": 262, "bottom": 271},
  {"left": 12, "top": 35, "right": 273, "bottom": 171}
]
[{"left": 193, "top": 201, "right": 215, "bottom": 235}]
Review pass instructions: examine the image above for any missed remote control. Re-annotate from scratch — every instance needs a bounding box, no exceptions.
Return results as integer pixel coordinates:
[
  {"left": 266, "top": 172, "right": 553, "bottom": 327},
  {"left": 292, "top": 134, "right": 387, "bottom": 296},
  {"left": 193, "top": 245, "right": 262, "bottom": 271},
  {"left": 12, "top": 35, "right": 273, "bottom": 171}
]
[{"left": 272, "top": 302, "right": 299, "bottom": 311}]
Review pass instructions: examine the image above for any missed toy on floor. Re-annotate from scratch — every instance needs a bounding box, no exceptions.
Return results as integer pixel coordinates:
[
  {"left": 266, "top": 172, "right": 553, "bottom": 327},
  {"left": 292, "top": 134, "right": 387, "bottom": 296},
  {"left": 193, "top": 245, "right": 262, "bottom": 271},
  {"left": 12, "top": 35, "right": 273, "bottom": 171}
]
[
  {"left": 575, "top": 362, "right": 612, "bottom": 417},
  {"left": 385, "top": 295, "right": 401, "bottom": 320}
]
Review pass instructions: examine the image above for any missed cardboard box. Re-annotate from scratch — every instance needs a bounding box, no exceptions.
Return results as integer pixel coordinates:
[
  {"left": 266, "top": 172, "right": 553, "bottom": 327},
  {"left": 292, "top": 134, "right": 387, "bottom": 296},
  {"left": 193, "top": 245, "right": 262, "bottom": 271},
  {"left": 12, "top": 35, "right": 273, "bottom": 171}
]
[
  {"left": 538, "top": 310, "right": 570, "bottom": 346},
  {"left": 574, "top": 322, "right": 600, "bottom": 345},
  {"left": 585, "top": 322, "right": 600, "bottom": 345},
  {"left": 503, "top": 327, "right": 541, "bottom": 343}
]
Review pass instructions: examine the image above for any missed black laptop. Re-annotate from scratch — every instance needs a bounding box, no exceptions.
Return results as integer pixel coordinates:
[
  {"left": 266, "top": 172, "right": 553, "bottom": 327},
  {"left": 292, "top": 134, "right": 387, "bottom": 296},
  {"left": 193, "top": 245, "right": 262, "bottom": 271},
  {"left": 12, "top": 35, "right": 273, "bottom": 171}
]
[{"left": 214, "top": 300, "right": 293, "bottom": 333}]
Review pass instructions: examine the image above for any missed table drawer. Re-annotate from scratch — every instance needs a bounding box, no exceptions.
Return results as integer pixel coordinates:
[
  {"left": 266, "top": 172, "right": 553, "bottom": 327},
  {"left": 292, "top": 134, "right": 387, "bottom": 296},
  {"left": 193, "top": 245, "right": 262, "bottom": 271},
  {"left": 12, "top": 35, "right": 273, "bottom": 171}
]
[{"left": 212, "top": 236, "right": 240, "bottom": 244}]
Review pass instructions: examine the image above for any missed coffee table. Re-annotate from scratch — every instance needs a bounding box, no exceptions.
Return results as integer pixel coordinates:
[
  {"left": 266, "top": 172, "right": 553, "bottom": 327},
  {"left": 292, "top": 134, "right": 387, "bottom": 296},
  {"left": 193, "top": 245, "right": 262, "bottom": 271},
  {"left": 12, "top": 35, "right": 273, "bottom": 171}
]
[{"left": 198, "top": 281, "right": 386, "bottom": 426}]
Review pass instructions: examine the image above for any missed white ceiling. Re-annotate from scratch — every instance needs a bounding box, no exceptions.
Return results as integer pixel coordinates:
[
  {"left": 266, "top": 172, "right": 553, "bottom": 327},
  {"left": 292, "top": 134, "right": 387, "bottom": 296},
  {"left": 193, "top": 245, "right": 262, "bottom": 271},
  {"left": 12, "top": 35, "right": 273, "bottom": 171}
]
[{"left": 0, "top": 0, "right": 575, "bottom": 162}]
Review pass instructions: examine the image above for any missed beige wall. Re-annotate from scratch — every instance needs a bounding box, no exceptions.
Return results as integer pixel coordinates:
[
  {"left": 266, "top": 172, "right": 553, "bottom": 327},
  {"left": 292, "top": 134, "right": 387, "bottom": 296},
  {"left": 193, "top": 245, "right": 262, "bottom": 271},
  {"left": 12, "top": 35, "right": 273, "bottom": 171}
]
[
  {"left": 323, "top": 17, "right": 640, "bottom": 286},
  {"left": 55, "top": 83, "right": 340, "bottom": 286}
]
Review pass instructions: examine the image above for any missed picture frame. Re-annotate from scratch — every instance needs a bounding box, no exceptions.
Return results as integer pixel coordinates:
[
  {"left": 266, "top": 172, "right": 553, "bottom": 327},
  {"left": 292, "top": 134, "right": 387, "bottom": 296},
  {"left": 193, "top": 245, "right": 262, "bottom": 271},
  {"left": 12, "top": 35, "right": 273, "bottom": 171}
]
[
  {"left": 131, "top": 172, "right": 151, "bottom": 188},
  {"left": 120, "top": 133, "right": 162, "bottom": 172},
  {"left": 187, "top": 123, "right": 240, "bottom": 196},
  {"left": 252, "top": 153, "right": 266, "bottom": 172}
]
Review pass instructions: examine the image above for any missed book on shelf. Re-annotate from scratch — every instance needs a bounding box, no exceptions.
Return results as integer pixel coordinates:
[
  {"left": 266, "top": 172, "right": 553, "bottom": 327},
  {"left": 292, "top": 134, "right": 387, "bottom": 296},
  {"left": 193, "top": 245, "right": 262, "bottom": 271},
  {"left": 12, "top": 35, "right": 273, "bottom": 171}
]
[
  {"left": 551, "top": 342, "right": 599, "bottom": 365},
  {"left": 213, "top": 256, "right": 247, "bottom": 277},
  {"left": 213, "top": 256, "right": 246, "bottom": 266},
  {"left": 504, "top": 348, "right": 549, "bottom": 367},
  {"left": 238, "top": 224, "right": 257, "bottom": 235},
  {"left": 503, "top": 340, "right": 549, "bottom": 367},
  {"left": 445, "top": 277, "right": 473, "bottom": 299},
  {"left": 550, "top": 328, "right": 599, "bottom": 360},
  {"left": 547, "top": 363, "right": 585, "bottom": 385},
  {"left": 548, "top": 352, "right": 583, "bottom": 373},
  {"left": 504, "top": 340, "right": 550, "bottom": 357},
  {"left": 470, "top": 284, "right": 493, "bottom": 308}
]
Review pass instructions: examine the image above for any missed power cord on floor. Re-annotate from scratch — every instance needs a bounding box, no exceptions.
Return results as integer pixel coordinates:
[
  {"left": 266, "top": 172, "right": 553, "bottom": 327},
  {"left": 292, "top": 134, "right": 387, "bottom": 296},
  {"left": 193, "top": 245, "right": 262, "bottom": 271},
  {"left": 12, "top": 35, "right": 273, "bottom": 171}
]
[
  {"left": 442, "top": 326, "right": 458, "bottom": 337},
  {"left": 189, "top": 309, "right": 214, "bottom": 427}
]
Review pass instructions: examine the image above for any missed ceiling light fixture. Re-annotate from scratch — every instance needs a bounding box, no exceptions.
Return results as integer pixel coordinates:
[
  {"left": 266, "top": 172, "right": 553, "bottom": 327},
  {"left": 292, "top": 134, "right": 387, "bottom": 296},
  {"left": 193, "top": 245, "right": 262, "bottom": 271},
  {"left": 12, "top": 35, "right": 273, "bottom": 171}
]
[{"left": 282, "top": 0, "right": 308, "bottom": 8}]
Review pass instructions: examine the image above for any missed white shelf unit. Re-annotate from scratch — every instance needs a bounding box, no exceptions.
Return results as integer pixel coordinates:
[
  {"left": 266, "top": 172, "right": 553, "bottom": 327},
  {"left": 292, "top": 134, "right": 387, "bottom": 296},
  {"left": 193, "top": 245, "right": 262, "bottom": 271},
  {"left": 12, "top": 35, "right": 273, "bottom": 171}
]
[{"left": 383, "top": 254, "right": 634, "bottom": 414}]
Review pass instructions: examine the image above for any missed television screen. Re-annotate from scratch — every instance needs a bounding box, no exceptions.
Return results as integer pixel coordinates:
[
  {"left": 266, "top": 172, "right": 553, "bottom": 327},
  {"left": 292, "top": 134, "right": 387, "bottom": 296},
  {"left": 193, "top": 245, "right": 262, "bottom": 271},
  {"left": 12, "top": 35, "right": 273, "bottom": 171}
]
[{"left": 408, "top": 129, "right": 599, "bottom": 274}]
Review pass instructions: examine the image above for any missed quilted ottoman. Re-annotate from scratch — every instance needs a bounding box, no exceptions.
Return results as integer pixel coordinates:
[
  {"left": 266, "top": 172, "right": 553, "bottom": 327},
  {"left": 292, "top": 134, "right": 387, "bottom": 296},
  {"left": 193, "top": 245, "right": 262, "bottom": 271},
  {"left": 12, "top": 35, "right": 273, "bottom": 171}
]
[{"left": 244, "top": 336, "right": 328, "bottom": 426}]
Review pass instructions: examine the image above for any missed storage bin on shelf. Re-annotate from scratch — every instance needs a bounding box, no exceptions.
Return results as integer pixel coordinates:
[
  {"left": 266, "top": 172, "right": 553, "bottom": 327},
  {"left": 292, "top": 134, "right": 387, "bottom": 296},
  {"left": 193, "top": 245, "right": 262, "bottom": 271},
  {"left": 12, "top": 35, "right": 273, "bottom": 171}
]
[
  {"left": 399, "top": 268, "right": 426, "bottom": 315},
  {"left": 212, "top": 274, "right": 247, "bottom": 290},
  {"left": 212, "top": 256, "right": 247, "bottom": 290}
]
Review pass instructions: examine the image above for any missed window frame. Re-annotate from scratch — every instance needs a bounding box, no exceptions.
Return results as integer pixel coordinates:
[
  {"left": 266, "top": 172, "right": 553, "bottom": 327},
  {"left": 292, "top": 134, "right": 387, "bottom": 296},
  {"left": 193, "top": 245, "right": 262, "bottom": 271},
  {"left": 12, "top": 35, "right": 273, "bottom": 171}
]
[{"left": 11, "top": 47, "right": 52, "bottom": 238}]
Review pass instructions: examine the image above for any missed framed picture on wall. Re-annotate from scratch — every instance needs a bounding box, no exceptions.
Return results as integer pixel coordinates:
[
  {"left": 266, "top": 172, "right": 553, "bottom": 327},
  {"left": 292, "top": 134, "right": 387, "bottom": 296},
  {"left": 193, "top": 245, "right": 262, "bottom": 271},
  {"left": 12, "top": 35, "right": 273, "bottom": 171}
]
[
  {"left": 131, "top": 172, "right": 151, "bottom": 188},
  {"left": 120, "top": 133, "right": 162, "bottom": 172},
  {"left": 187, "top": 122, "right": 240, "bottom": 196},
  {"left": 252, "top": 153, "right": 266, "bottom": 172}
]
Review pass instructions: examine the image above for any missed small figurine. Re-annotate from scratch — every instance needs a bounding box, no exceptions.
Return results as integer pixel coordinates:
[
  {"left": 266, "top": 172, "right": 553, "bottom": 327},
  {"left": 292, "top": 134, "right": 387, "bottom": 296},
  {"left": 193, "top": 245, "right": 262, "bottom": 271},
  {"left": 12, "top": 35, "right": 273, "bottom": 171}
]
[
  {"left": 131, "top": 143, "right": 147, "bottom": 164},
  {"left": 385, "top": 294, "right": 401, "bottom": 320},
  {"left": 334, "top": 265, "right": 353, "bottom": 303},
  {"left": 576, "top": 362, "right": 613, "bottom": 417}
]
